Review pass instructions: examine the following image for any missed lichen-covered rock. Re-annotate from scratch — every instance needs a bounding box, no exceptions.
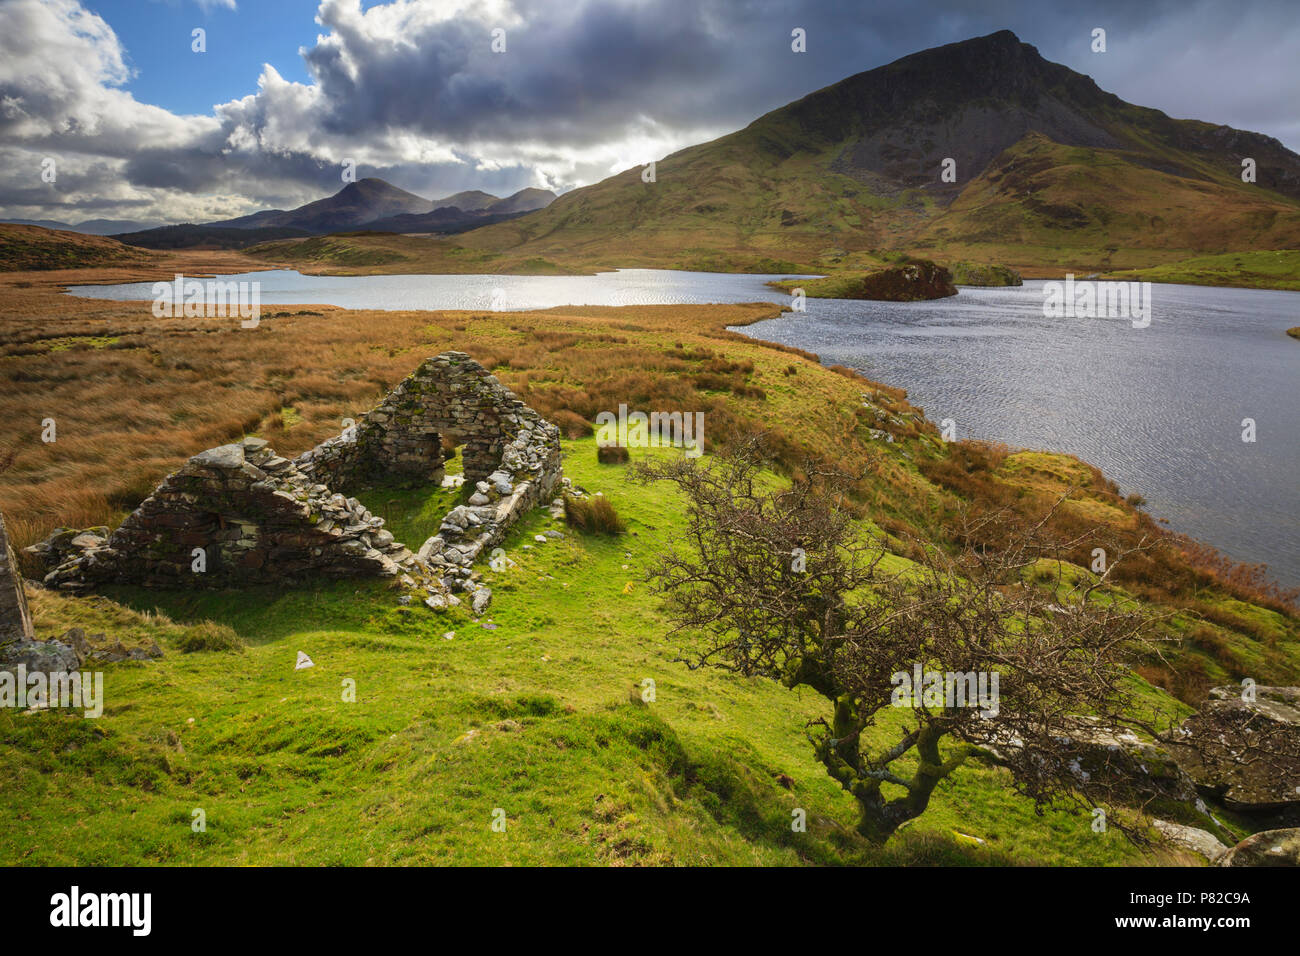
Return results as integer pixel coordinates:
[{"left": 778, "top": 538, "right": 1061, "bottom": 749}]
[
  {"left": 1218, "top": 828, "right": 1300, "bottom": 867},
  {"left": 22, "top": 525, "right": 110, "bottom": 576},
  {"left": 1055, "top": 720, "right": 1199, "bottom": 806},
  {"left": 1166, "top": 686, "right": 1300, "bottom": 816},
  {"left": 978, "top": 716, "right": 1199, "bottom": 808},
  {"left": 1154, "top": 819, "right": 1229, "bottom": 863},
  {"left": 0, "top": 636, "right": 80, "bottom": 677}
]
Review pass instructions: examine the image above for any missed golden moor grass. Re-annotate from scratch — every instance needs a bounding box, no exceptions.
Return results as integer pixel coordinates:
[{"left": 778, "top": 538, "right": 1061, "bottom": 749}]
[
  {"left": 1, "top": 257, "right": 1294, "bottom": 633},
  {"left": 2, "top": 263, "right": 908, "bottom": 563}
]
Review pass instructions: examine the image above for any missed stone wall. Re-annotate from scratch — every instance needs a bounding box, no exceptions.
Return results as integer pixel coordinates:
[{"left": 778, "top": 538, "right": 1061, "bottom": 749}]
[
  {"left": 296, "top": 351, "right": 546, "bottom": 490},
  {"left": 415, "top": 421, "right": 563, "bottom": 578},
  {"left": 42, "top": 437, "right": 417, "bottom": 590},
  {"left": 30, "top": 351, "right": 563, "bottom": 605}
]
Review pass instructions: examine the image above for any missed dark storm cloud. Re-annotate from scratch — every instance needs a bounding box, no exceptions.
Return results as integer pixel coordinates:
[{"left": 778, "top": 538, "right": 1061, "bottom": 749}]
[
  {"left": 243, "top": 0, "right": 1300, "bottom": 164},
  {"left": 302, "top": 0, "right": 735, "bottom": 145}
]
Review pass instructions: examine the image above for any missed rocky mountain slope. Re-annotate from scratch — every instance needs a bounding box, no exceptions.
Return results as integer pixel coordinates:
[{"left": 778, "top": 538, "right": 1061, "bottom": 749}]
[{"left": 457, "top": 31, "right": 1300, "bottom": 272}]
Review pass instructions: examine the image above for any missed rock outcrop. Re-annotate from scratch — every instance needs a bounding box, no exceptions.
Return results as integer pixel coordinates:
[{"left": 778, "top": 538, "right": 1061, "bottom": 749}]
[
  {"left": 978, "top": 715, "right": 1199, "bottom": 808},
  {"left": 1218, "top": 828, "right": 1300, "bottom": 867},
  {"left": 27, "top": 352, "right": 563, "bottom": 607},
  {"left": 1153, "top": 819, "right": 1229, "bottom": 863},
  {"left": 1053, "top": 721, "right": 1200, "bottom": 806},
  {"left": 1166, "top": 685, "right": 1300, "bottom": 820},
  {"left": 774, "top": 260, "right": 958, "bottom": 301}
]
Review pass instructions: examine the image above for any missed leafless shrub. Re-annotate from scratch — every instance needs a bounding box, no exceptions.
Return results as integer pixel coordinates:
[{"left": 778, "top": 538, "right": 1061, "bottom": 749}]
[{"left": 636, "top": 437, "right": 1180, "bottom": 843}]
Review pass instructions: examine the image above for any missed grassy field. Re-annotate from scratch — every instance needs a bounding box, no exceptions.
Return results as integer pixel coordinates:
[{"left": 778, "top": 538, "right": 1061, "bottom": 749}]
[
  {"left": 1103, "top": 249, "right": 1300, "bottom": 291},
  {"left": 1, "top": 262, "right": 1296, "bottom": 865},
  {"left": 243, "top": 231, "right": 590, "bottom": 276},
  {"left": 2, "top": 438, "right": 1215, "bottom": 866}
]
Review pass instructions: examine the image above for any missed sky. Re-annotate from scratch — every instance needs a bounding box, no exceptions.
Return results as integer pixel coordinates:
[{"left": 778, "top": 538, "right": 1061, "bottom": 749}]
[{"left": 1, "top": 0, "right": 1297, "bottom": 224}]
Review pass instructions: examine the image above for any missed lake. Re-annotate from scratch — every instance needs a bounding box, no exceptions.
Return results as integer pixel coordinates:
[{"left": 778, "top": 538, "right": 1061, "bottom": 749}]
[{"left": 67, "top": 269, "right": 1299, "bottom": 585}]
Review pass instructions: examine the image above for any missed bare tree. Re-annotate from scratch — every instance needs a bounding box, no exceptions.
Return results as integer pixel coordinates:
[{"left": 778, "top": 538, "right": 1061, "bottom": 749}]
[{"left": 636, "top": 438, "right": 1172, "bottom": 843}]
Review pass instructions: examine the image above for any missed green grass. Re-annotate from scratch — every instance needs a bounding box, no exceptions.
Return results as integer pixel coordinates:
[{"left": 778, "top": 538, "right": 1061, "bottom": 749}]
[
  {"left": 0, "top": 437, "right": 1189, "bottom": 866},
  {"left": 945, "top": 261, "right": 1023, "bottom": 286},
  {"left": 351, "top": 449, "right": 469, "bottom": 548},
  {"left": 1105, "top": 249, "right": 1300, "bottom": 291}
]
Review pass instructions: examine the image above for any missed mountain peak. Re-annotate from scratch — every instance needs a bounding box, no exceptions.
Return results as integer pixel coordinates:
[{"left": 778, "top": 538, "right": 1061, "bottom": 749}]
[
  {"left": 337, "top": 178, "right": 425, "bottom": 201},
  {"left": 456, "top": 31, "right": 1300, "bottom": 267},
  {"left": 745, "top": 30, "right": 1124, "bottom": 193}
]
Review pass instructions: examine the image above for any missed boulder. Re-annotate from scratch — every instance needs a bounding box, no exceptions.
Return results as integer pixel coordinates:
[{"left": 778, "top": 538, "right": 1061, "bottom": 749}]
[
  {"left": 1166, "top": 686, "right": 1300, "bottom": 817},
  {"left": 1, "top": 637, "right": 80, "bottom": 677},
  {"left": 1154, "top": 819, "right": 1229, "bottom": 863},
  {"left": 1218, "top": 828, "right": 1300, "bottom": 867},
  {"left": 977, "top": 716, "right": 1199, "bottom": 807},
  {"left": 1056, "top": 720, "right": 1199, "bottom": 805}
]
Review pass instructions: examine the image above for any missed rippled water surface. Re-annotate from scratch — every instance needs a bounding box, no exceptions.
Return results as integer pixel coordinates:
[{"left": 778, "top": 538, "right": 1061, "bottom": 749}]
[
  {"left": 742, "top": 281, "right": 1300, "bottom": 586},
  {"left": 68, "top": 270, "right": 1299, "bottom": 584},
  {"left": 66, "top": 267, "right": 814, "bottom": 311}
]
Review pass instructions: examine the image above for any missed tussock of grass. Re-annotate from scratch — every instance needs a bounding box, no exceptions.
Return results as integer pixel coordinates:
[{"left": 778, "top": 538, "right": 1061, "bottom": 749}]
[
  {"left": 564, "top": 492, "right": 626, "bottom": 535},
  {"left": 550, "top": 409, "right": 593, "bottom": 439},
  {"left": 172, "top": 620, "right": 246, "bottom": 654}
]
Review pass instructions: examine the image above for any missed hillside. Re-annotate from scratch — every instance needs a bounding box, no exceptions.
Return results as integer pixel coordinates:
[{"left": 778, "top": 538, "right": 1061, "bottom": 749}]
[
  {"left": 1, "top": 218, "right": 163, "bottom": 236},
  {"left": 1, "top": 269, "right": 1296, "bottom": 864},
  {"left": 485, "top": 187, "right": 560, "bottom": 215},
  {"left": 241, "top": 232, "right": 580, "bottom": 275},
  {"left": 431, "top": 190, "right": 498, "bottom": 212},
  {"left": 1103, "top": 249, "right": 1300, "bottom": 290},
  {"left": 456, "top": 31, "right": 1300, "bottom": 276},
  {"left": 112, "top": 223, "right": 315, "bottom": 251},
  {"left": 0, "top": 224, "right": 153, "bottom": 272}
]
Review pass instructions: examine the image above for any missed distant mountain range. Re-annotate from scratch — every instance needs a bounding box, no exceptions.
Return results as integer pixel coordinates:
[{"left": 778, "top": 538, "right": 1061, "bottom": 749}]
[
  {"left": 112, "top": 180, "right": 556, "bottom": 249},
  {"left": 0, "top": 218, "right": 164, "bottom": 236},
  {"left": 456, "top": 30, "right": 1300, "bottom": 271},
  {"left": 2, "top": 180, "right": 558, "bottom": 250}
]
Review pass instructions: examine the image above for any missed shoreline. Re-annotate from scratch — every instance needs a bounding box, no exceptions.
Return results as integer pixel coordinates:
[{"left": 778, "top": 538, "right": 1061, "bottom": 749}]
[
  {"left": 723, "top": 306, "right": 1298, "bottom": 590},
  {"left": 10, "top": 260, "right": 1297, "bottom": 587},
  {"left": 27, "top": 254, "right": 1300, "bottom": 296}
]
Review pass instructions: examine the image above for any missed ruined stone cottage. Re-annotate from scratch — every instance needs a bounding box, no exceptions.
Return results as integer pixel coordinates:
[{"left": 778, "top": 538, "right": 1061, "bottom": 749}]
[{"left": 32, "top": 352, "right": 562, "bottom": 606}]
